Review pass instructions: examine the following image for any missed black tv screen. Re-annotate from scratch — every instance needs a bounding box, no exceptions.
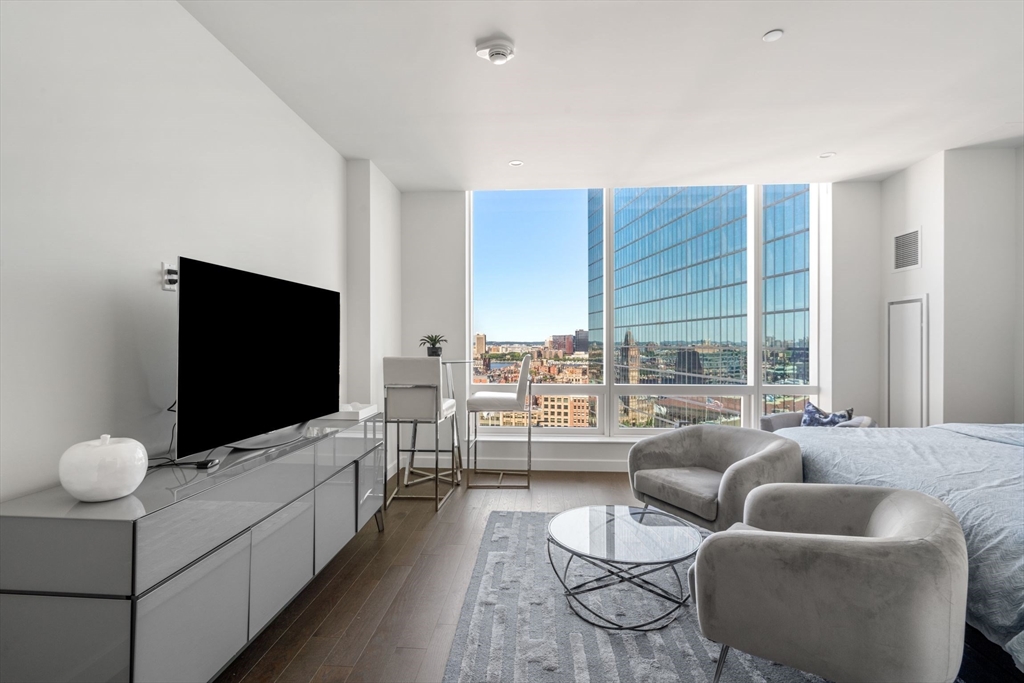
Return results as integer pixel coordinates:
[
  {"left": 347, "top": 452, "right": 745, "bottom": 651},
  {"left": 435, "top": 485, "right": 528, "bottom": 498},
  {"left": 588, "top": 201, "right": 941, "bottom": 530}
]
[{"left": 176, "top": 257, "right": 340, "bottom": 458}]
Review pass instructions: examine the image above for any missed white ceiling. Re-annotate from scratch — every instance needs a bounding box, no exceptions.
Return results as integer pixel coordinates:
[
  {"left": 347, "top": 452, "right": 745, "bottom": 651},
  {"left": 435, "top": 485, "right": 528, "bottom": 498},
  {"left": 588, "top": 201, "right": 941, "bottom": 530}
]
[{"left": 180, "top": 0, "right": 1024, "bottom": 192}]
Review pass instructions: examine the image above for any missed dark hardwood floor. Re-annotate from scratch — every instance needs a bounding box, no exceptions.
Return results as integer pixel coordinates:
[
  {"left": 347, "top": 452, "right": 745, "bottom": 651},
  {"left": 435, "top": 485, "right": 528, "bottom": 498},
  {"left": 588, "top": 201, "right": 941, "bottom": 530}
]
[{"left": 214, "top": 471, "right": 640, "bottom": 683}]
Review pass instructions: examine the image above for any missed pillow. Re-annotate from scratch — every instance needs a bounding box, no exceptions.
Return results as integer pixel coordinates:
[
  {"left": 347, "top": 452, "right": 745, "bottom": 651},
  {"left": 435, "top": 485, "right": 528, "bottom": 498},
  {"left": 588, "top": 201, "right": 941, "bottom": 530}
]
[{"left": 801, "top": 402, "right": 853, "bottom": 427}]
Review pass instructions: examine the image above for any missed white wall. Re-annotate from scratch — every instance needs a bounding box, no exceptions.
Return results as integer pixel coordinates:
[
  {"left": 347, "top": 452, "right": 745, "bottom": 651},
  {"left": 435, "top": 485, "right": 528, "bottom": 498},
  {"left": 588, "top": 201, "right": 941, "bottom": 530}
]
[
  {"left": 1015, "top": 146, "right": 1024, "bottom": 423},
  {"left": 881, "top": 153, "right": 946, "bottom": 425},
  {"left": 346, "top": 159, "right": 401, "bottom": 408},
  {"left": 398, "top": 192, "right": 468, "bottom": 453},
  {"left": 400, "top": 192, "right": 469, "bottom": 364},
  {"left": 825, "top": 182, "right": 883, "bottom": 421},
  {"left": 943, "top": 148, "right": 1018, "bottom": 424},
  {"left": 0, "top": 1, "right": 346, "bottom": 501},
  {"left": 878, "top": 148, "right": 1022, "bottom": 426}
]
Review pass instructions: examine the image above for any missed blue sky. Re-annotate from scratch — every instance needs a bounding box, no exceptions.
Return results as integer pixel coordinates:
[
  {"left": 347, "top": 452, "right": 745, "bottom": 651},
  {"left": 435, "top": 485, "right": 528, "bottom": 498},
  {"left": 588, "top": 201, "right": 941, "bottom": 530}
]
[{"left": 473, "top": 189, "right": 589, "bottom": 341}]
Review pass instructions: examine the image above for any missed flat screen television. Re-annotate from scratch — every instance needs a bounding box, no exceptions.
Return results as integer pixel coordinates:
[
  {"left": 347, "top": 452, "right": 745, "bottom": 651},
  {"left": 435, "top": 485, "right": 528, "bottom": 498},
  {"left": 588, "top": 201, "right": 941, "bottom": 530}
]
[{"left": 175, "top": 257, "right": 340, "bottom": 459}]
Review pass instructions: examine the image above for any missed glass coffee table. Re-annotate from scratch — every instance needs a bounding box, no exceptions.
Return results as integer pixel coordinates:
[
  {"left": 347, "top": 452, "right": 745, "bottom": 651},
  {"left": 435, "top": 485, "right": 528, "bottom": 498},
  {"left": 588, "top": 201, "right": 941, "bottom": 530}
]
[{"left": 547, "top": 505, "right": 703, "bottom": 631}]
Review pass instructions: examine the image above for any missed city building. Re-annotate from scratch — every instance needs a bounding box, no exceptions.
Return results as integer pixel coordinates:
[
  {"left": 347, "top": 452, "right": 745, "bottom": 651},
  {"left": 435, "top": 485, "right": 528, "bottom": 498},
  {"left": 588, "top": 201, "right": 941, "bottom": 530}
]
[
  {"left": 474, "top": 333, "right": 486, "bottom": 358},
  {"left": 550, "top": 334, "right": 574, "bottom": 354},
  {"left": 574, "top": 329, "right": 588, "bottom": 356},
  {"left": 484, "top": 395, "right": 593, "bottom": 428}
]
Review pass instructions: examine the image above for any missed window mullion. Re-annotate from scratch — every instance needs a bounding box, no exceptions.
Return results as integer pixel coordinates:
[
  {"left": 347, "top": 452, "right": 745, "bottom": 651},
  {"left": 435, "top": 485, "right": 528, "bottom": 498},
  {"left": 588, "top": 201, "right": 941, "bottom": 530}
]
[
  {"left": 748, "top": 185, "right": 764, "bottom": 428},
  {"left": 603, "top": 187, "right": 615, "bottom": 436},
  {"left": 809, "top": 184, "right": 821, "bottom": 389}
]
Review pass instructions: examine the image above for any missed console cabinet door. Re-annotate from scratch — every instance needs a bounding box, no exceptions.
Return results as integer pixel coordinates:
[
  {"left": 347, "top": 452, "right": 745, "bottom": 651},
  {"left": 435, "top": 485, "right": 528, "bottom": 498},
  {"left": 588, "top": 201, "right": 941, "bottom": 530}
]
[
  {"left": 357, "top": 446, "right": 385, "bottom": 531},
  {"left": 249, "top": 492, "right": 314, "bottom": 638},
  {"left": 314, "top": 464, "right": 355, "bottom": 574},
  {"left": 134, "top": 534, "right": 251, "bottom": 683},
  {"left": 0, "top": 594, "right": 130, "bottom": 683}
]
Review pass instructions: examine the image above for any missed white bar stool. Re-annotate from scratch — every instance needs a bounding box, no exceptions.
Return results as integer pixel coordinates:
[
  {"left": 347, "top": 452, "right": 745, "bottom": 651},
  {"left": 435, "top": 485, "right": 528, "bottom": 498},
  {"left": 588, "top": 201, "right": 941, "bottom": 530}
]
[
  {"left": 466, "top": 355, "right": 532, "bottom": 489},
  {"left": 383, "top": 357, "right": 460, "bottom": 511}
]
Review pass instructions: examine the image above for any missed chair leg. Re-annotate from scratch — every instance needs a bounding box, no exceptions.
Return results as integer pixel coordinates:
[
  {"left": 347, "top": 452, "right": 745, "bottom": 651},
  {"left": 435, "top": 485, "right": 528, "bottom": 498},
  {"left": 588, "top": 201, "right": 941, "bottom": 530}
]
[
  {"left": 526, "top": 399, "right": 532, "bottom": 488},
  {"left": 451, "top": 418, "right": 459, "bottom": 488},
  {"left": 404, "top": 422, "right": 419, "bottom": 487},
  {"left": 384, "top": 412, "right": 392, "bottom": 511},
  {"left": 713, "top": 644, "right": 729, "bottom": 683}
]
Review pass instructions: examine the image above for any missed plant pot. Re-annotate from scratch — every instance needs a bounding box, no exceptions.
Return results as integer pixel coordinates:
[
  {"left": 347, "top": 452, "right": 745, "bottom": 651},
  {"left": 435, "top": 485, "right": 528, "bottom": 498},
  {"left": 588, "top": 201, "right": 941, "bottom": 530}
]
[{"left": 427, "top": 346, "right": 443, "bottom": 357}]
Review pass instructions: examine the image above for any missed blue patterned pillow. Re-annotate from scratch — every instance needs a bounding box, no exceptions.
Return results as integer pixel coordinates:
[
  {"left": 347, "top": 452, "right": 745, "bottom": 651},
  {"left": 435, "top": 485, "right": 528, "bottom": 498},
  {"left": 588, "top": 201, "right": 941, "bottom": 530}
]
[{"left": 801, "top": 402, "right": 853, "bottom": 427}]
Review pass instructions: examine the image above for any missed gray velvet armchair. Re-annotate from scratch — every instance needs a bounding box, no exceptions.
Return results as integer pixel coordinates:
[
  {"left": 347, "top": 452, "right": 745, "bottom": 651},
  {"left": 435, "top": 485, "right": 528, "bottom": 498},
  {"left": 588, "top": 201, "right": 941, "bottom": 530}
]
[
  {"left": 688, "top": 483, "right": 969, "bottom": 683},
  {"left": 627, "top": 424, "right": 802, "bottom": 532}
]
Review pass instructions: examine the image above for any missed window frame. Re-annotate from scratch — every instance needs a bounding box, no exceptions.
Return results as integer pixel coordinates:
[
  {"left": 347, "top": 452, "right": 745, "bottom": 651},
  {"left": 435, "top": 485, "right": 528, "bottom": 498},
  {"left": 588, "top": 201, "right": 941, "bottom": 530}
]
[{"left": 468, "top": 184, "right": 824, "bottom": 437}]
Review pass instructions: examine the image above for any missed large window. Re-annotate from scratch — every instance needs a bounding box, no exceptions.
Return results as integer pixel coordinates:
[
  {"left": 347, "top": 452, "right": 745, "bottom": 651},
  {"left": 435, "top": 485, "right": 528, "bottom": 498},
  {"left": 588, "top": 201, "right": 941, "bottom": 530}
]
[
  {"left": 472, "top": 190, "right": 600, "bottom": 429},
  {"left": 613, "top": 186, "right": 748, "bottom": 426},
  {"left": 762, "top": 184, "right": 810, "bottom": 386},
  {"left": 471, "top": 184, "right": 820, "bottom": 433}
]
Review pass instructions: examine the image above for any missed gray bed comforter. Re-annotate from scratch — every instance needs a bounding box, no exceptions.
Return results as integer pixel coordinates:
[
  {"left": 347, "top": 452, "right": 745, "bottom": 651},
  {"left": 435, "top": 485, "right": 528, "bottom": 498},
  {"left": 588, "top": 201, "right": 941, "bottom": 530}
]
[{"left": 777, "top": 423, "right": 1024, "bottom": 670}]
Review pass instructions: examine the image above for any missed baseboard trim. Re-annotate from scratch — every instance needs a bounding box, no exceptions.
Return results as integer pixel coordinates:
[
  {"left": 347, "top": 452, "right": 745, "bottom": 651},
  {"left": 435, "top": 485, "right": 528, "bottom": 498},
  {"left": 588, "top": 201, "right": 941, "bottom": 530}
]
[{"left": 468, "top": 457, "right": 628, "bottom": 472}]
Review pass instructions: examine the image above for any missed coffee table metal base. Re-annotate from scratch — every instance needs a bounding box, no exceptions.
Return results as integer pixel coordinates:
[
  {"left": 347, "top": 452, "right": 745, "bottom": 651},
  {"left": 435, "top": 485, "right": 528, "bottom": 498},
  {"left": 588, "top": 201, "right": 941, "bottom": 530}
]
[{"left": 546, "top": 540, "right": 689, "bottom": 631}]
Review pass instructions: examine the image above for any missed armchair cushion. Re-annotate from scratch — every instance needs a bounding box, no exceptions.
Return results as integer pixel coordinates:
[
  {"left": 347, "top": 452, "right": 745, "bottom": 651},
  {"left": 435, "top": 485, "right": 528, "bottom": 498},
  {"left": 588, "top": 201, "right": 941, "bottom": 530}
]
[{"left": 634, "top": 467, "right": 721, "bottom": 521}]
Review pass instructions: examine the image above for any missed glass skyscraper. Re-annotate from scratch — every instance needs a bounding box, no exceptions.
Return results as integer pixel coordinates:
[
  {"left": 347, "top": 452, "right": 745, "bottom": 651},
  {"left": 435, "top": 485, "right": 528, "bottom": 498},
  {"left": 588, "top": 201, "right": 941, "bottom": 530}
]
[
  {"left": 593, "top": 184, "right": 811, "bottom": 425},
  {"left": 587, "top": 188, "right": 604, "bottom": 384},
  {"left": 608, "top": 185, "right": 749, "bottom": 386},
  {"left": 762, "top": 184, "right": 811, "bottom": 385}
]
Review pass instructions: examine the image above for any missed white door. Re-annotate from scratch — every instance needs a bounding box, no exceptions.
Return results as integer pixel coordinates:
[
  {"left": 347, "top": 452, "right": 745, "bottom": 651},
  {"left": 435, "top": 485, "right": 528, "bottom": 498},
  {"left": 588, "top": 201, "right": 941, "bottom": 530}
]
[{"left": 888, "top": 298, "right": 926, "bottom": 427}]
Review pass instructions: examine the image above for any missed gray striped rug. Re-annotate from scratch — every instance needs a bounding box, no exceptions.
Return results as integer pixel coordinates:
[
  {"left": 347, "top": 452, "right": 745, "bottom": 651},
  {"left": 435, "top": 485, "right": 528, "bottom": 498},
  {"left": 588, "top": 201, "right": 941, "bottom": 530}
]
[{"left": 443, "top": 510, "right": 826, "bottom": 683}]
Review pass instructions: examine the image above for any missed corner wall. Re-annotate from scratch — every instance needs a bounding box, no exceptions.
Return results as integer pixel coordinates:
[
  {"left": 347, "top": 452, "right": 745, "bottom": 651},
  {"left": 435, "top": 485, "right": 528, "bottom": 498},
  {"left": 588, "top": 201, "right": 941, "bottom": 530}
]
[
  {"left": 0, "top": 2, "right": 347, "bottom": 501},
  {"left": 399, "top": 192, "right": 469, "bottom": 453},
  {"left": 823, "top": 182, "right": 883, "bottom": 422},
  {"left": 1016, "top": 146, "right": 1024, "bottom": 423},
  {"left": 346, "top": 160, "right": 402, "bottom": 408},
  {"left": 943, "top": 148, "right": 1018, "bottom": 424},
  {"left": 880, "top": 153, "right": 946, "bottom": 425},
  {"left": 879, "top": 148, "right": 1021, "bottom": 426}
]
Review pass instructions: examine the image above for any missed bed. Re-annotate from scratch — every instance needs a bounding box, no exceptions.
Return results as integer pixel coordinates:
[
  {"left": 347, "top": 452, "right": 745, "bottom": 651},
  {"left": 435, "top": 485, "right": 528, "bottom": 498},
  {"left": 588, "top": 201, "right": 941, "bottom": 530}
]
[{"left": 776, "top": 423, "right": 1024, "bottom": 672}]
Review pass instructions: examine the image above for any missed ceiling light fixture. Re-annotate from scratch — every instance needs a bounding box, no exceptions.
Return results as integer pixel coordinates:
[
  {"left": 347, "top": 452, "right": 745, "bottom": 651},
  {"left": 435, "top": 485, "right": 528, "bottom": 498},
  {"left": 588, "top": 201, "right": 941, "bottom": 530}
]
[
  {"left": 476, "top": 38, "right": 516, "bottom": 65},
  {"left": 819, "top": 151, "right": 837, "bottom": 159},
  {"left": 762, "top": 29, "right": 784, "bottom": 42},
  {"left": 508, "top": 160, "right": 524, "bottom": 167}
]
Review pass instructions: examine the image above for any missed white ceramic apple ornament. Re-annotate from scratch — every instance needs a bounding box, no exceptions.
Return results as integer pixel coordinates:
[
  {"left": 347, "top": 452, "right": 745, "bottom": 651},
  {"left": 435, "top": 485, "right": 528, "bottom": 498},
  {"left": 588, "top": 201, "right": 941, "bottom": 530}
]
[{"left": 58, "top": 434, "right": 148, "bottom": 502}]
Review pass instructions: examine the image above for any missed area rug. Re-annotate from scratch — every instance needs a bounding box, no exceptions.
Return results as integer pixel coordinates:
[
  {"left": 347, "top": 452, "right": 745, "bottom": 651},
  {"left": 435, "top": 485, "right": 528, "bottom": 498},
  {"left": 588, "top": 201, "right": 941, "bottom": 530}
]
[{"left": 443, "top": 510, "right": 826, "bottom": 683}]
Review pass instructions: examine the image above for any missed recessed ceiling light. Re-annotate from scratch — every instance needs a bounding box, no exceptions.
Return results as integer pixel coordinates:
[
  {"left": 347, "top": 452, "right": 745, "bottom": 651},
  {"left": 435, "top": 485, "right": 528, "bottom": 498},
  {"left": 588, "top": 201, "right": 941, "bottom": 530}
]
[
  {"left": 819, "top": 151, "right": 837, "bottom": 159},
  {"left": 762, "top": 29, "right": 784, "bottom": 43},
  {"left": 509, "top": 160, "right": 524, "bottom": 167}
]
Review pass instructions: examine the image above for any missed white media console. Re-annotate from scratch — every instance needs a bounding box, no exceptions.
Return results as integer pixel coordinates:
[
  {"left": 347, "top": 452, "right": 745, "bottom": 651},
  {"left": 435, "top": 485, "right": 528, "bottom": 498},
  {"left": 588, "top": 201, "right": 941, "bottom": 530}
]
[{"left": 0, "top": 415, "right": 384, "bottom": 683}]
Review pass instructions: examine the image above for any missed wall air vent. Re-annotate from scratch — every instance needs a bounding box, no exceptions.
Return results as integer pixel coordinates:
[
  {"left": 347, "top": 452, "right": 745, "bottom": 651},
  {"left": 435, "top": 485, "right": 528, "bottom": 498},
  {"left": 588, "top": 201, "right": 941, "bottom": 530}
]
[{"left": 894, "top": 230, "right": 920, "bottom": 271}]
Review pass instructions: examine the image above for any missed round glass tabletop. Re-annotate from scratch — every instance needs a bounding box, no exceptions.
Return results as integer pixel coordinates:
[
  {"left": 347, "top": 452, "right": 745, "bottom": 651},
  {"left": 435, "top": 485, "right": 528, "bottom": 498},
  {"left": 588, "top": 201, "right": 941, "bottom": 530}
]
[{"left": 547, "top": 505, "right": 703, "bottom": 565}]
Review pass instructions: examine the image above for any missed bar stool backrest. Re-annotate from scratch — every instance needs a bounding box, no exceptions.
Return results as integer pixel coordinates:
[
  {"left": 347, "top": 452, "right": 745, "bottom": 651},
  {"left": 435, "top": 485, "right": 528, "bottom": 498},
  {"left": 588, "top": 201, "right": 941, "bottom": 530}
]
[
  {"left": 383, "top": 356, "right": 443, "bottom": 422},
  {"left": 516, "top": 355, "right": 532, "bottom": 408}
]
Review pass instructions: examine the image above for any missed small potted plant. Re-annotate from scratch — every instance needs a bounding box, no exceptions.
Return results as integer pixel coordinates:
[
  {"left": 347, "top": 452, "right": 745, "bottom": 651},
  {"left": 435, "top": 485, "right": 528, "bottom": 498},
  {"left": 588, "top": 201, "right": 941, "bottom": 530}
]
[{"left": 419, "top": 334, "right": 448, "bottom": 357}]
